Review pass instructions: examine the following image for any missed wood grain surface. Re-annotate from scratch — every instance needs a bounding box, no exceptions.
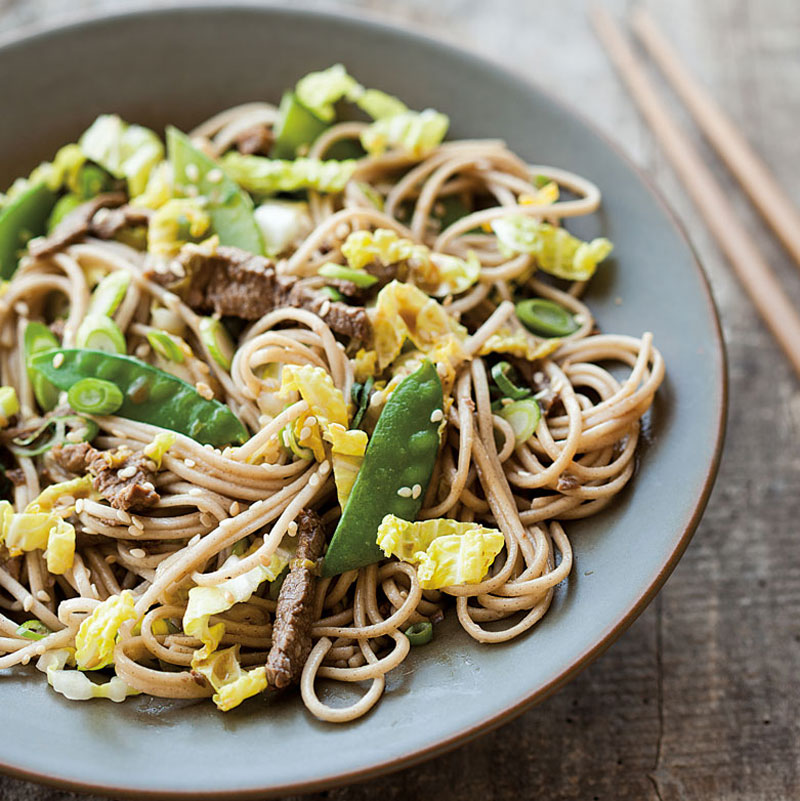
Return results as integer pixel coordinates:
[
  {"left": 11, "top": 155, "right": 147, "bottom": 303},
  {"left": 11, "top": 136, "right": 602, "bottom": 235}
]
[{"left": 1, "top": 1, "right": 798, "bottom": 799}]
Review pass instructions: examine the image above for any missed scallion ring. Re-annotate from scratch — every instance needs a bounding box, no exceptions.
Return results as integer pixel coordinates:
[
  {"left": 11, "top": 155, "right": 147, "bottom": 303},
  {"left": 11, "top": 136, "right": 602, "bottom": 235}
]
[
  {"left": 75, "top": 314, "right": 126, "bottom": 354},
  {"left": 67, "top": 378, "right": 124, "bottom": 415},
  {"left": 403, "top": 621, "right": 433, "bottom": 646},
  {"left": 490, "top": 361, "right": 530, "bottom": 400},
  {"left": 199, "top": 317, "right": 234, "bottom": 371},
  {"left": 88, "top": 270, "right": 131, "bottom": 317},
  {"left": 515, "top": 298, "right": 578, "bottom": 338},
  {"left": 498, "top": 398, "right": 541, "bottom": 444},
  {"left": 146, "top": 330, "right": 185, "bottom": 363}
]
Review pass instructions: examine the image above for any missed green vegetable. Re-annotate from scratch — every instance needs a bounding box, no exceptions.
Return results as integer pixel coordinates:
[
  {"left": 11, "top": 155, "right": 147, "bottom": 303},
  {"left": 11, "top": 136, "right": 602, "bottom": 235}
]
[
  {"left": 350, "top": 376, "right": 374, "bottom": 430},
  {"left": 361, "top": 109, "right": 449, "bottom": 158},
  {"left": 280, "top": 421, "right": 313, "bottom": 460},
  {"left": 199, "top": 317, "right": 234, "bottom": 370},
  {"left": 0, "top": 182, "right": 58, "bottom": 279},
  {"left": 76, "top": 163, "right": 115, "bottom": 199},
  {"left": 221, "top": 152, "right": 357, "bottom": 195},
  {"left": 9, "top": 415, "right": 98, "bottom": 458},
  {"left": 515, "top": 298, "right": 579, "bottom": 338},
  {"left": 29, "top": 348, "right": 248, "bottom": 447},
  {"left": 498, "top": 398, "right": 541, "bottom": 444},
  {"left": 403, "top": 620, "right": 433, "bottom": 646},
  {"left": 490, "top": 361, "right": 530, "bottom": 401},
  {"left": 356, "top": 89, "right": 408, "bottom": 120},
  {"left": 295, "top": 64, "right": 361, "bottom": 122},
  {"left": 166, "top": 126, "right": 264, "bottom": 255},
  {"left": 88, "top": 270, "right": 130, "bottom": 317},
  {"left": 267, "top": 565, "right": 289, "bottom": 601},
  {"left": 0, "top": 386, "right": 19, "bottom": 423},
  {"left": 67, "top": 378, "right": 124, "bottom": 415},
  {"left": 47, "top": 194, "right": 83, "bottom": 232},
  {"left": 146, "top": 330, "right": 185, "bottom": 363},
  {"left": 24, "top": 321, "right": 60, "bottom": 411},
  {"left": 320, "top": 286, "right": 343, "bottom": 302},
  {"left": 79, "top": 114, "right": 163, "bottom": 196},
  {"left": 318, "top": 262, "right": 378, "bottom": 288},
  {"left": 75, "top": 314, "right": 126, "bottom": 354},
  {"left": 271, "top": 91, "right": 330, "bottom": 160},
  {"left": 16, "top": 620, "right": 51, "bottom": 641},
  {"left": 322, "top": 361, "right": 443, "bottom": 576}
]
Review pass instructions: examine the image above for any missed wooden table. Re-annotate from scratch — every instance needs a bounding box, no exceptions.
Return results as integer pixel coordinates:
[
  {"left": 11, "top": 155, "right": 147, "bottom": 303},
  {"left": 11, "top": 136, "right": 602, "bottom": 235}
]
[{"left": 1, "top": 0, "right": 798, "bottom": 798}]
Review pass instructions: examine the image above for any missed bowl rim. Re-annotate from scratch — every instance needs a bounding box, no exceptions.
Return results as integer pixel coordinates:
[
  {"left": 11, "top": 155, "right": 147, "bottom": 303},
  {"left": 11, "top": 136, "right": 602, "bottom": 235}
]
[{"left": 0, "top": 3, "right": 727, "bottom": 798}]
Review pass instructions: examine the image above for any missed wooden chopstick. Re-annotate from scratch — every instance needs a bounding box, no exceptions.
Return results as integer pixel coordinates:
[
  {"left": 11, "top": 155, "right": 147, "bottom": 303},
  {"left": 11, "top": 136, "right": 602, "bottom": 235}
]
[
  {"left": 631, "top": 7, "right": 800, "bottom": 271},
  {"left": 591, "top": 6, "right": 800, "bottom": 378}
]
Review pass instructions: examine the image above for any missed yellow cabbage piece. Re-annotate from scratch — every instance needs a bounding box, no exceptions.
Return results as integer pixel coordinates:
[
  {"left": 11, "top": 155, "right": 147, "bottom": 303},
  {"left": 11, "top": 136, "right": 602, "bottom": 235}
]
[
  {"left": 377, "top": 515, "right": 505, "bottom": 590},
  {"left": 491, "top": 216, "right": 613, "bottom": 282},
  {"left": 43, "top": 519, "right": 76, "bottom": 575},
  {"left": 220, "top": 153, "right": 357, "bottom": 195},
  {"left": 191, "top": 645, "right": 267, "bottom": 711},
  {"left": 25, "top": 475, "right": 94, "bottom": 514},
  {"left": 148, "top": 198, "right": 211, "bottom": 255},
  {"left": 371, "top": 281, "right": 467, "bottom": 369},
  {"left": 142, "top": 431, "right": 176, "bottom": 469},
  {"left": 36, "top": 648, "right": 139, "bottom": 703},
  {"left": 280, "top": 364, "right": 348, "bottom": 429},
  {"left": 131, "top": 160, "right": 173, "bottom": 210},
  {"left": 326, "top": 423, "right": 368, "bottom": 507},
  {"left": 75, "top": 591, "right": 138, "bottom": 670},
  {"left": 0, "top": 386, "right": 19, "bottom": 427},
  {"left": 361, "top": 109, "right": 449, "bottom": 158},
  {"left": 295, "top": 63, "right": 363, "bottom": 122},
  {"left": 356, "top": 89, "right": 408, "bottom": 120},
  {"left": 478, "top": 327, "right": 562, "bottom": 362},
  {"left": 184, "top": 548, "right": 290, "bottom": 660},
  {"left": 352, "top": 348, "right": 378, "bottom": 382},
  {"left": 3, "top": 512, "right": 52, "bottom": 554}
]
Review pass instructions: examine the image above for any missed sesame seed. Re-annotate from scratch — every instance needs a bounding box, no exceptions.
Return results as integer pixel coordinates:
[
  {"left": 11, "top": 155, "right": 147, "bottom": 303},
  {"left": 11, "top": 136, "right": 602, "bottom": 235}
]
[
  {"left": 223, "top": 591, "right": 235, "bottom": 605},
  {"left": 129, "top": 548, "right": 147, "bottom": 559},
  {"left": 184, "top": 458, "right": 196, "bottom": 468},
  {"left": 309, "top": 473, "right": 320, "bottom": 487},
  {"left": 251, "top": 500, "right": 263, "bottom": 508},
  {"left": 22, "top": 596, "right": 33, "bottom": 612},
  {"left": 185, "top": 163, "right": 200, "bottom": 182},
  {"left": 261, "top": 463, "right": 272, "bottom": 471},
  {"left": 34, "top": 644, "right": 46, "bottom": 656},
  {"left": 52, "top": 353, "right": 64, "bottom": 368},
  {"left": 170, "top": 261, "right": 186, "bottom": 279},
  {"left": 13, "top": 301, "right": 30, "bottom": 317},
  {"left": 131, "top": 516, "right": 145, "bottom": 530},
  {"left": 141, "top": 481, "right": 155, "bottom": 491},
  {"left": 65, "top": 430, "right": 83, "bottom": 443},
  {"left": 318, "top": 300, "right": 331, "bottom": 318},
  {"left": 36, "top": 590, "right": 50, "bottom": 602},
  {"left": 118, "top": 465, "right": 137, "bottom": 479},
  {"left": 127, "top": 525, "right": 142, "bottom": 537},
  {"left": 203, "top": 444, "right": 214, "bottom": 451},
  {"left": 397, "top": 486, "right": 412, "bottom": 498},
  {"left": 207, "top": 168, "right": 223, "bottom": 183},
  {"left": 196, "top": 382, "right": 214, "bottom": 400},
  {"left": 75, "top": 499, "right": 85, "bottom": 514},
  {"left": 299, "top": 426, "right": 312, "bottom": 441},
  {"left": 430, "top": 409, "right": 443, "bottom": 423},
  {"left": 319, "top": 460, "right": 331, "bottom": 475},
  {"left": 229, "top": 501, "right": 241, "bottom": 516},
  {"left": 411, "top": 484, "right": 422, "bottom": 499},
  {"left": 188, "top": 488, "right": 203, "bottom": 497},
  {"left": 116, "top": 509, "right": 131, "bottom": 524},
  {"left": 287, "top": 521, "right": 298, "bottom": 536},
  {"left": 305, "top": 416, "right": 317, "bottom": 427}
]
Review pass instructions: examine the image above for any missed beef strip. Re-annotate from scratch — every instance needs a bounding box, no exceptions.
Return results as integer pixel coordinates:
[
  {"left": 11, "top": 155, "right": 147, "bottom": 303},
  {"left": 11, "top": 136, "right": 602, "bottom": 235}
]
[
  {"left": 265, "top": 508, "right": 326, "bottom": 689},
  {"left": 89, "top": 205, "right": 152, "bottom": 239},
  {"left": 233, "top": 124, "right": 274, "bottom": 156},
  {"left": 28, "top": 192, "right": 127, "bottom": 258},
  {"left": 147, "top": 244, "right": 371, "bottom": 340},
  {"left": 51, "top": 442, "right": 160, "bottom": 511}
]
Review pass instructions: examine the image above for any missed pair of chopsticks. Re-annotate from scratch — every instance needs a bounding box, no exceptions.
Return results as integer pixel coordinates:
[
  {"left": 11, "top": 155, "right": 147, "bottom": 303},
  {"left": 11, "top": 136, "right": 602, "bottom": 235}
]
[{"left": 591, "top": 7, "right": 800, "bottom": 377}]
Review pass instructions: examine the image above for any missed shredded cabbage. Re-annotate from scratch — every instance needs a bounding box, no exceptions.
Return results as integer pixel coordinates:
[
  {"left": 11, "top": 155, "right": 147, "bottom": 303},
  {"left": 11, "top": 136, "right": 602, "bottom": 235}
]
[
  {"left": 377, "top": 515, "right": 505, "bottom": 590},
  {"left": 0, "top": 386, "right": 19, "bottom": 427},
  {"left": 478, "top": 327, "right": 562, "bottom": 361},
  {"left": 352, "top": 348, "right": 378, "bottom": 382},
  {"left": 191, "top": 645, "right": 267, "bottom": 711},
  {"left": 254, "top": 200, "right": 312, "bottom": 257},
  {"left": 356, "top": 89, "right": 409, "bottom": 120},
  {"left": 25, "top": 475, "right": 94, "bottom": 514},
  {"left": 325, "top": 423, "right": 368, "bottom": 507},
  {"left": 148, "top": 198, "right": 211, "bottom": 255},
  {"left": 221, "top": 153, "right": 357, "bottom": 195},
  {"left": 131, "top": 161, "right": 173, "bottom": 210},
  {"left": 36, "top": 648, "right": 140, "bottom": 703},
  {"left": 75, "top": 591, "right": 137, "bottom": 670},
  {"left": 43, "top": 519, "right": 76, "bottom": 575},
  {"left": 79, "top": 114, "right": 164, "bottom": 196},
  {"left": 371, "top": 281, "right": 466, "bottom": 369},
  {"left": 491, "top": 216, "right": 613, "bottom": 281},
  {"left": 295, "top": 63, "right": 363, "bottom": 122},
  {"left": 142, "top": 431, "right": 176, "bottom": 469},
  {"left": 184, "top": 547, "right": 290, "bottom": 660},
  {"left": 361, "top": 109, "right": 449, "bottom": 158}
]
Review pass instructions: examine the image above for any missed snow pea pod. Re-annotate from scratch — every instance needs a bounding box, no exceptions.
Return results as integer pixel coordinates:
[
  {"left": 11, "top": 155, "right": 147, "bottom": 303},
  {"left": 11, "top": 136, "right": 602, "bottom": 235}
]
[
  {"left": 0, "top": 183, "right": 57, "bottom": 278},
  {"left": 322, "top": 360, "right": 443, "bottom": 577},
  {"left": 271, "top": 91, "right": 329, "bottom": 160},
  {"left": 29, "top": 348, "right": 248, "bottom": 448}
]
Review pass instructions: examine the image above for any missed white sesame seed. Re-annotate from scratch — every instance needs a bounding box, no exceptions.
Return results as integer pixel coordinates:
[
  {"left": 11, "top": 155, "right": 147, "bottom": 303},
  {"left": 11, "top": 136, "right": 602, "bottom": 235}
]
[
  {"left": 75, "top": 499, "right": 84, "bottom": 514},
  {"left": 200, "top": 513, "right": 214, "bottom": 527},
  {"left": 411, "top": 484, "right": 422, "bottom": 499},
  {"left": 335, "top": 223, "right": 350, "bottom": 239},
  {"left": 188, "top": 488, "right": 203, "bottom": 497},
  {"left": 52, "top": 353, "right": 64, "bottom": 368},
  {"left": 397, "top": 486, "right": 412, "bottom": 498},
  {"left": 131, "top": 516, "right": 145, "bottom": 530},
  {"left": 36, "top": 590, "right": 50, "bottom": 602},
  {"left": 229, "top": 501, "right": 241, "bottom": 516},
  {"left": 141, "top": 481, "right": 155, "bottom": 491},
  {"left": 223, "top": 591, "right": 235, "bottom": 605},
  {"left": 170, "top": 260, "right": 186, "bottom": 279},
  {"left": 185, "top": 163, "right": 200, "bottom": 182},
  {"left": 203, "top": 444, "right": 214, "bottom": 451},
  {"left": 299, "top": 426, "right": 312, "bottom": 441},
  {"left": 34, "top": 644, "right": 46, "bottom": 656},
  {"left": 184, "top": 458, "right": 196, "bottom": 468},
  {"left": 118, "top": 465, "right": 137, "bottom": 480},
  {"left": 430, "top": 409, "right": 443, "bottom": 423},
  {"left": 65, "top": 430, "right": 83, "bottom": 443},
  {"left": 309, "top": 473, "right": 320, "bottom": 487},
  {"left": 23, "top": 596, "right": 33, "bottom": 612},
  {"left": 319, "top": 460, "right": 331, "bottom": 475},
  {"left": 287, "top": 521, "right": 298, "bottom": 536},
  {"left": 195, "top": 382, "right": 214, "bottom": 400},
  {"left": 318, "top": 300, "right": 331, "bottom": 318},
  {"left": 261, "top": 463, "right": 272, "bottom": 471},
  {"left": 207, "top": 168, "right": 223, "bottom": 183},
  {"left": 129, "top": 548, "right": 147, "bottom": 559},
  {"left": 127, "top": 525, "right": 142, "bottom": 537},
  {"left": 305, "top": 416, "right": 317, "bottom": 427},
  {"left": 116, "top": 509, "right": 131, "bottom": 524}
]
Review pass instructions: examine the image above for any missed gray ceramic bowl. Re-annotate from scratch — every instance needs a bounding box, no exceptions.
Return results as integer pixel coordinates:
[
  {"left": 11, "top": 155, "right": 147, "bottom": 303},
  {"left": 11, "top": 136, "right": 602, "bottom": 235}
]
[{"left": 0, "top": 5, "right": 726, "bottom": 798}]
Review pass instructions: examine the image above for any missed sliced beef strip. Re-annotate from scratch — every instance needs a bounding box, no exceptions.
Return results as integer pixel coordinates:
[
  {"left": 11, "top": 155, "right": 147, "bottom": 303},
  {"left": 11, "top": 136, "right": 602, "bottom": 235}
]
[
  {"left": 28, "top": 192, "right": 127, "bottom": 258},
  {"left": 51, "top": 442, "right": 160, "bottom": 511},
  {"left": 233, "top": 124, "right": 274, "bottom": 156},
  {"left": 89, "top": 205, "right": 152, "bottom": 239},
  {"left": 147, "top": 244, "right": 371, "bottom": 340},
  {"left": 265, "top": 508, "right": 326, "bottom": 689}
]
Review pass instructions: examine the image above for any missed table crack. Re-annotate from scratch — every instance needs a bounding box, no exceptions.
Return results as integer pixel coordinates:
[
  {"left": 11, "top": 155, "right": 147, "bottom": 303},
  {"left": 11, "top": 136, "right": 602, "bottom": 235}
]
[{"left": 648, "top": 594, "right": 666, "bottom": 801}]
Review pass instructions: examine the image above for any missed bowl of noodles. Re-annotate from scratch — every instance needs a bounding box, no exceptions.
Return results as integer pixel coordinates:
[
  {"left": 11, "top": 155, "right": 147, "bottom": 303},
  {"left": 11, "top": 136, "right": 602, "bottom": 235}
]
[{"left": 0, "top": 5, "right": 725, "bottom": 798}]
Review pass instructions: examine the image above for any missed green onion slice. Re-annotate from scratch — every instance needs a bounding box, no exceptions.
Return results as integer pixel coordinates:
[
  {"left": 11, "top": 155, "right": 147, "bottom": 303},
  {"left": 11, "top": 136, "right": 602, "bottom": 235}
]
[
  {"left": 403, "top": 620, "right": 433, "bottom": 646},
  {"left": 350, "top": 376, "right": 374, "bottom": 430},
  {"left": 67, "top": 377, "right": 124, "bottom": 415},
  {"left": 490, "top": 361, "right": 530, "bottom": 400},
  {"left": 24, "top": 321, "right": 61, "bottom": 411},
  {"left": 320, "top": 286, "right": 344, "bottom": 302},
  {"left": 515, "top": 298, "right": 578, "bottom": 338},
  {"left": 76, "top": 314, "right": 126, "bottom": 354},
  {"left": 498, "top": 398, "right": 541, "bottom": 444},
  {"left": 16, "top": 620, "right": 51, "bottom": 641},
  {"left": 280, "top": 422, "right": 314, "bottom": 460},
  {"left": 88, "top": 271, "right": 131, "bottom": 317},
  {"left": 199, "top": 317, "right": 234, "bottom": 371},
  {"left": 318, "top": 262, "right": 378, "bottom": 288},
  {"left": 9, "top": 415, "right": 98, "bottom": 457},
  {"left": 146, "top": 330, "right": 185, "bottom": 363}
]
